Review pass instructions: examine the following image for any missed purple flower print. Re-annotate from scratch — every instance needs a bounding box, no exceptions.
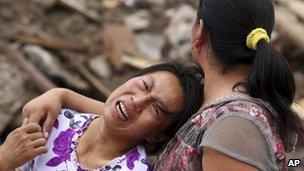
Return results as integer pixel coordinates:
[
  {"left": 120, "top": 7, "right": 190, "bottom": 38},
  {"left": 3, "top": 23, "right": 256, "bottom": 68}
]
[
  {"left": 53, "top": 128, "right": 75, "bottom": 158},
  {"left": 46, "top": 128, "right": 75, "bottom": 166},
  {"left": 126, "top": 148, "right": 141, "bottom": 170},
  {"left": 77, "top": 166, "right": 87, "bottom": 171},
  {"left": 54, "top": 119, "right": 59, "bottom": 129}
]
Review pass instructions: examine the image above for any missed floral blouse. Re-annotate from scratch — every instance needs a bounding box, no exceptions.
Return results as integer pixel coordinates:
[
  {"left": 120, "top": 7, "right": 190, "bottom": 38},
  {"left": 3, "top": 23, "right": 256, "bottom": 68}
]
[{"left": 21, "top": 109, "right": 153, "bottom": 171}]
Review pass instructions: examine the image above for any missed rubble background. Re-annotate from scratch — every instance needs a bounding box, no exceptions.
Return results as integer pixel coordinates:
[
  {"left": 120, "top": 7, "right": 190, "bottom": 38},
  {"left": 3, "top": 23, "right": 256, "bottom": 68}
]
[{"left": 0, "top": 0, "right": 303, "bottom": 169}]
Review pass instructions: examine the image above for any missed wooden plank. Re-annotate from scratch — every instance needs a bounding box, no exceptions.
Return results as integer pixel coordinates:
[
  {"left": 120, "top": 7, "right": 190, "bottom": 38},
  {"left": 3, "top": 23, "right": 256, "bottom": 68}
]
[
  {"left": 59, "top": 0, "right": 99, "bottom": 22},
  {"left": 59, "top": 52, "right": 112, "bottom": 97},
  {"left": 101, "top": 24, "right": 140, "bottom": 72},
  {"left": 8, "top": 45, "right": 56, "bottom": 93},
  {"left": 4, "top": 33, "right": 90, "bottom": 53},
  {"left": 74, "top": 62, "right": 112, "bottom": 97},
  {"left": 122, "top": 55, "right": 154, "bottom": 69}
]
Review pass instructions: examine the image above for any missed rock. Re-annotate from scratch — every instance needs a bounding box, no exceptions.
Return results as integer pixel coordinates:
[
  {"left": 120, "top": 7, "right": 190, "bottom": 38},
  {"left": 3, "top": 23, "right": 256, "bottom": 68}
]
[
  {"left": 164, "top": 4, "right": 196, "bottom": 46},
  {"left": 135, "top": 33, "right": 164, "bottom": 60},
  {"left": 23, "top": 45, "right": 89, "bottom": 91},
  {"left": 125, "top": 10, "right": 150, "bottom": 31},
  {"left": 168, "top": 43, "right": 191, "bottom": 60},
  {"left": 136, "top": 0, "right": 166, "bottom": 6},
  {"left": 124, "top": 0, "right": 136, "bottom": 7},
  {"left": 87, "top": 55, "right": 112, "bottom": 79},
  {"left": 101, "top": 0, "right": 135, "bottom": 8},
  {"left": 59, "top": 0, "right": 99, "bottom": 22}
]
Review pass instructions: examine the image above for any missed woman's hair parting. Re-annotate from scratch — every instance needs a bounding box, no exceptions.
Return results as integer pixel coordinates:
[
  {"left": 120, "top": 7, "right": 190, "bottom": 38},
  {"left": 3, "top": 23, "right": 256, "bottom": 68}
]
[
  {"left": 136, "top": 61, "right": 204, "bottom": 153},
  {"left": 197, "top": 0, "right": 304, "bottom": 150}
]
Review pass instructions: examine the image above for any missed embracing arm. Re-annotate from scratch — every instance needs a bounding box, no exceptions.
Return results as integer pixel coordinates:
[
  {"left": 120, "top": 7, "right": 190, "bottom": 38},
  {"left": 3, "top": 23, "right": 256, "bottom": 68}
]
[
  {"left": 61, "top": 88, "right": 104, "bottom": 115},
  {"left": 23, "top": 88, "right": 104, "bottom": 137}
]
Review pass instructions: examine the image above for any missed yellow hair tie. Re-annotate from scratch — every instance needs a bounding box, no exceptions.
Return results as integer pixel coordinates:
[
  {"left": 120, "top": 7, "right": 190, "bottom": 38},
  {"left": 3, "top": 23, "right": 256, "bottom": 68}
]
[{"left": 246, "top": 28, "right": 270, "bottom": 50}]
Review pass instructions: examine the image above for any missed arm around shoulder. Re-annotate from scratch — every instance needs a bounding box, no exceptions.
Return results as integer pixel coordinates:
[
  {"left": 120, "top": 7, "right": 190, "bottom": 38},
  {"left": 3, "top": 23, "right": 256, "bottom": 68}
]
[
  {"left": 23, "top": 88, "right": 104, "bottom": 137},
  {"left": 62, "top": 88, "right": 104, "bottom": 115}
]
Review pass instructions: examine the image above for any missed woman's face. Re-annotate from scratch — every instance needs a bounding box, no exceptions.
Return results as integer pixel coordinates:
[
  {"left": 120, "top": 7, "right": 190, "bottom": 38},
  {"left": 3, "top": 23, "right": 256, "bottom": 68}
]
[{"left": 103, "top": 71, "right": 184, "bottom": 142}]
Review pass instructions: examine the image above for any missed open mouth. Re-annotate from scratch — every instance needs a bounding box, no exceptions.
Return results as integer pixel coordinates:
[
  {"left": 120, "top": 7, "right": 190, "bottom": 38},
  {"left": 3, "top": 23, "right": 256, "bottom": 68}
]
[{"left": 116, "top": 101, "right": 128, "bottom": 122}]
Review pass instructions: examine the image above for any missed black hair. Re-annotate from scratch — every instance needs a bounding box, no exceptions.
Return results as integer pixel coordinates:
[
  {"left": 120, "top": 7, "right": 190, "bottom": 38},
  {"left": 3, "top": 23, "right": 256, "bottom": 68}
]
[
  {"left": 136, "top": 61, "right": 204, "bottom": 153},
  {"left": 197, "top": 0, "right": 304, "bottom": 149}
]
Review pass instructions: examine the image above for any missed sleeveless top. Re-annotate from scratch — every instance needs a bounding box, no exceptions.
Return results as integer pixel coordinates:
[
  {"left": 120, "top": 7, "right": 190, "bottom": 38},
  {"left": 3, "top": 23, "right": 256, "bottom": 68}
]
[
  {"left": 154, "top": 92, "right": 297, "bottom": 171},
  {"left": 21, "top": 109, "right": 153, "bottom": 171}
]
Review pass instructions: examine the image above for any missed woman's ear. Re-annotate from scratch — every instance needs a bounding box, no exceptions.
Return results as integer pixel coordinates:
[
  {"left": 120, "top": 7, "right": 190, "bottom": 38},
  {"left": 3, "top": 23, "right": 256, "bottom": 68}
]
[{"left": 191, "top": 19, "right": 205, "bottom": 54}]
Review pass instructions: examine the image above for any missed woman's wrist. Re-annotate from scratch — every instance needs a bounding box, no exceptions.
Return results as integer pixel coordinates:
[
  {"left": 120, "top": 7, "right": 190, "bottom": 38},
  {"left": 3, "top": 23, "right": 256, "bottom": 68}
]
[
  {"left": 49, "top": 88, "right": 68, "bottom": 107},
  {"left": 0, "top": 147, "right": 14, "bottom": 171}
]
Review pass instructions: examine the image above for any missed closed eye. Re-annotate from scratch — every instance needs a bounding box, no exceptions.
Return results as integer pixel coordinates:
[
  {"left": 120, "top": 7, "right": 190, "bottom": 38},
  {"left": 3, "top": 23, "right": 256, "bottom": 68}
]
[{"left": 142, "top": 79, "right": 149, "bottom": 91}]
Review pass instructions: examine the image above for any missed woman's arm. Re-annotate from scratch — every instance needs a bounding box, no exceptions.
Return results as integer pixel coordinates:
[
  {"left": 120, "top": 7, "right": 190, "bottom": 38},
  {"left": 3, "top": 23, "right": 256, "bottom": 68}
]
[
  {"left": 202, "top": 147, "right": 258, "bottom": 171},
  {"left": 23, "top": 88, "right": 104, "bottom": 138},
  {"left": 62, "top": 88, "right": 104, "bottom": 115}
]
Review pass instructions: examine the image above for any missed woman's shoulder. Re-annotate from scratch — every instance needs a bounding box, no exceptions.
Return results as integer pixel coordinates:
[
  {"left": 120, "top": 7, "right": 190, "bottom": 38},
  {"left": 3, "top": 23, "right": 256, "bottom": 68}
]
[
  {"left": 207, "top": 93, "right": 276, "bottom": 125},
  {"left": 200, "top": 116, "right": 282, "bottom": 171},
  {"left": 209, "top": 95, "right": 280, "bottom": 145},
  {"left": 200, "top": 96, "right": 287, "bottom": 170}
]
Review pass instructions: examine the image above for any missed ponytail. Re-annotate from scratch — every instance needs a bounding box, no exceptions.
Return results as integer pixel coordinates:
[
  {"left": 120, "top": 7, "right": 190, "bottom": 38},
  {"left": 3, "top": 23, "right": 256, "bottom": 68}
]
[{"left": 246, "top": 40, "right": 304, "bottom": 149}]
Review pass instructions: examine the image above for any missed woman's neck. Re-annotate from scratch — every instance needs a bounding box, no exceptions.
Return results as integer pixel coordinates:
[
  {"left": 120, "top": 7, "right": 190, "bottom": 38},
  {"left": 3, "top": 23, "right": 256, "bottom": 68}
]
[
  {"left": 76, "top": 116, "right": 137, "bottom": 169},
  {"left": 202, "top": 62, "right": 250, "bottom": 107}
]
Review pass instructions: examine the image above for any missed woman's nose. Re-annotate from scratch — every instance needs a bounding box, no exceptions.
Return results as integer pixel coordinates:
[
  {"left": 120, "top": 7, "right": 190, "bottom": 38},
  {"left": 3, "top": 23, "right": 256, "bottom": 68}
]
[{"left": 133, "top": 95, "right": 151, "bottom": 112}]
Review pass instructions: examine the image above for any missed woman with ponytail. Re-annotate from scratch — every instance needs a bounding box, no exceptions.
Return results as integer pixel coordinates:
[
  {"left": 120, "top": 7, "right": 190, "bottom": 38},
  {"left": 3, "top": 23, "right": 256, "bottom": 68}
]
[{"left": 155, "top": 0, "right": 304, "bottom": 170}]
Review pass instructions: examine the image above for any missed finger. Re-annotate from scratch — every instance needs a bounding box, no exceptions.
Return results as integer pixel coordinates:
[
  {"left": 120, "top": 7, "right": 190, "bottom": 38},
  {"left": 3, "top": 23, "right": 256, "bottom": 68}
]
[
  {"left": 28, "top": 132, "right": 44, "bottom": 141},
  {"left": 32, "top": 138, "right": 47, "bottom": 149},
  {"left": 43, "top": 112, "right": 57, "bottom": 138},
  {"left": 32, "top": 146, "right": 48, "bottom": 156},
  {"left": 21, "top": 118, "right": 29, "bottom": 127},
  {"left": 24, "top": 123, "right": 42, "bottom": 133},
  {"left": 28, "top": 112, "right": 45, "bottom": 125},
  {"left": 22, "top": 105, "right": 30, "bottom": 118}
]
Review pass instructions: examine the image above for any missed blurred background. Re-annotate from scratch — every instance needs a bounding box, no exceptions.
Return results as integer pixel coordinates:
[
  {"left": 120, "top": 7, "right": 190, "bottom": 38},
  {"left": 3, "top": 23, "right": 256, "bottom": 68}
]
[{"left": 0, "top": 0, "right": 303, "bottom": 169}]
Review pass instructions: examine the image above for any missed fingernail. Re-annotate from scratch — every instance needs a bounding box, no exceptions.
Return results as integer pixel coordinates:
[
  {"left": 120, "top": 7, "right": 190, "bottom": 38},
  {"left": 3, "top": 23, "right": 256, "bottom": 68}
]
[{"left": 44, "top": 132, "right": 49, "bottom": 139}]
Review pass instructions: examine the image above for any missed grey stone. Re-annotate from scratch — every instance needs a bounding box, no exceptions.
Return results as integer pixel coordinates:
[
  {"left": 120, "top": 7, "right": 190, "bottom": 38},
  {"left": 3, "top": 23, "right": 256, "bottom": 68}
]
[
  {"left": 136, "top": 0, "right": 166, "bottom": 6},
  {"left": 87, "top": 56, "right": 112, "bottom": 79},
  {"left": 23, "top": 45, "right": 89, "bottom": 90},
  {"left": 125, "top": 10, "right": 150, "bottom": 31},
  {"left": 168, "top": 43, "right": 191, "bottom": 60},
  {"left": 164, "top": 4, "right": 196, "bottom": 46},
  {"left": 135, "top": 33, "right": 165, "bottom": 60}
]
